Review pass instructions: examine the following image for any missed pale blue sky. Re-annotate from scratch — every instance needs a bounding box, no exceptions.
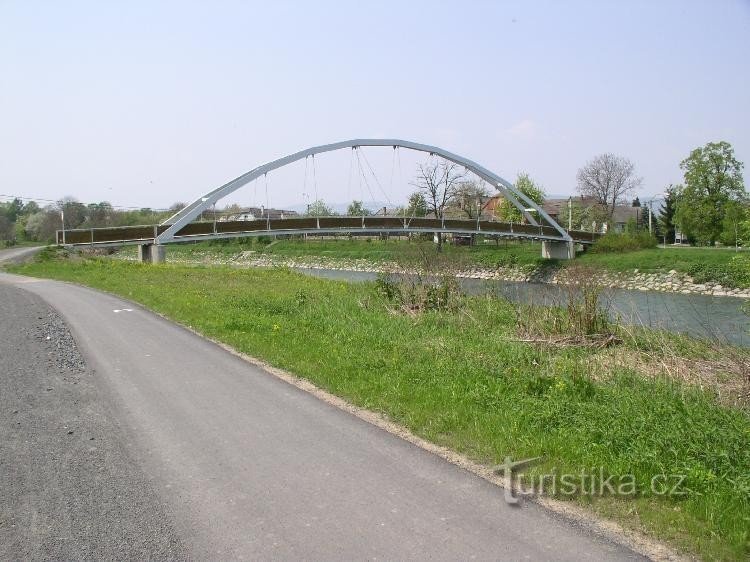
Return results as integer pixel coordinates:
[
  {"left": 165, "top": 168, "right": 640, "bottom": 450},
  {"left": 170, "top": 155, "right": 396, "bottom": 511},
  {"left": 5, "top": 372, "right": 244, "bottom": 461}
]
[{"left": 1, "top": 0, "right": 748, "bottom": 210}]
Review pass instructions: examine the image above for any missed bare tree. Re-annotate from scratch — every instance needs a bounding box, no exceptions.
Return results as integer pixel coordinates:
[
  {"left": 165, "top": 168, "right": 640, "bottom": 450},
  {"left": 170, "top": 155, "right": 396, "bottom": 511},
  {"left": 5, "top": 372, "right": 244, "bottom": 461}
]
[
  {"left": 412, "top": 160, "right": 467, "bottom": 251},
  {"left": 453, "top": 180, "right": 490, "bottom": 219},
  {"left": 576, "top": 154, "right": 641, "bottom": 221}
]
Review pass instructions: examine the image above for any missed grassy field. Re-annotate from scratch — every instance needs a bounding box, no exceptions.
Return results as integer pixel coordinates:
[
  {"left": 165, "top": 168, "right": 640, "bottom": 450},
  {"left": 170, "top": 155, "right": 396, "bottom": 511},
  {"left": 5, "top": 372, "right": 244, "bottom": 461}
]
[
  {"left": 8, "top": 255, "right": 749, "bottom": 560},
  {"left": 578, "top": 246, "right": 746, "bottom": 273}
]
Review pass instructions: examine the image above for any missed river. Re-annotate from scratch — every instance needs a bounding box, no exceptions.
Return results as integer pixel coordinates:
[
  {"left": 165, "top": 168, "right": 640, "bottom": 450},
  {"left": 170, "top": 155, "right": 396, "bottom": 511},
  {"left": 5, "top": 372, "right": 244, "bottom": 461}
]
[{"left": 296, "top": 267, "right": 750, "bottom": 348}]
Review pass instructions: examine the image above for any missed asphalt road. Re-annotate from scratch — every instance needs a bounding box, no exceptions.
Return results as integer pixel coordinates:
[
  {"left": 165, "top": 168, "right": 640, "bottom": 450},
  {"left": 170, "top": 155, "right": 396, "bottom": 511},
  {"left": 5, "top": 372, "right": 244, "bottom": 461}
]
[
  {"left": 0, "top": 245, "right": 43, "bottom": 265},
  {"left": 0, "top": 271, "right": 644, "bottom": 561}
]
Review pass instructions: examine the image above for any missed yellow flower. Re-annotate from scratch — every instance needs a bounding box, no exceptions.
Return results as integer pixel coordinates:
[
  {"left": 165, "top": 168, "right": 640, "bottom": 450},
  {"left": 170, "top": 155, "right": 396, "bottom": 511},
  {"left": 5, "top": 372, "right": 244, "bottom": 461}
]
[{"left": 272, "top": 323, "right": 281, "bottom": 332}]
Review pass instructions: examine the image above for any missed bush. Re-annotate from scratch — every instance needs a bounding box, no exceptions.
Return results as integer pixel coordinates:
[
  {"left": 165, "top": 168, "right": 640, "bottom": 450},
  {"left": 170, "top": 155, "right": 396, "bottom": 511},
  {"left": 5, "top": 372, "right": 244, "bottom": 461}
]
[
  {"left": 590, "top": 231, "right": 658, "bottom": 253},
  {"left": 688, "top": 254, "right": 750, "bottom": 288},
  {"left": 375, "top": 272, "right": 461, "bottom": 313}
]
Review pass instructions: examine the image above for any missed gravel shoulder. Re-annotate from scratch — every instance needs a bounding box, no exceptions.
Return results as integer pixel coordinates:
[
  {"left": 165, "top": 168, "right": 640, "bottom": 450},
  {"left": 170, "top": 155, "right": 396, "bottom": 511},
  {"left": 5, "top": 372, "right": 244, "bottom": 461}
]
[{"left": 0, "top": 283, "right": 187, "bottom": 560}]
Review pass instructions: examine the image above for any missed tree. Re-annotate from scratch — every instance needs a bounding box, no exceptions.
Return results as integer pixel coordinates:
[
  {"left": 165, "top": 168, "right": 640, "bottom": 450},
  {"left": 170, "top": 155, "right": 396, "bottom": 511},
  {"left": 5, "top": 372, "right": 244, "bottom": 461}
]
[
  {"left": 658, "top": 186, "right": 679, "bottom": 244},
  {"left": 720, "top": 200, "right": 748, "bottom": 249},
  {"left": 576, "top": 154, "right": 642, "bottom": 221},
  {"left": 57, "top": 197, "right": 87, "bottom": 229},
  {"left": 168, "top": 202, "right": 187, "bottom": 214},
  {"left": 85, "top": 202, "right": 114, "bottom": 227},
  {"left": 25, "top": 208, "right": 61, "bottom": 242},
  {"left": 406, "top": 192, "right": 427, "bottom": 217},
  {"left": 305, "top": 199, "right": 333, "bottom": 217},
  {"left": 412, "top": 160, "right": 467, "bottom": 251},
  {"left": 0, "top": 215, "right": 14, "bottom": 243},
  {"left": 674, "top": 141, "right": 746, "bottom": 245},
  {"left": 568, "top": 201, "right": 609, "bottom": 232},
  {"left": 346, "top": 200, "right": 371, "bottom": 216},
  {"left": 497, "top": 172, "right": 546, "bottom": 223},
  {"left": 1, "top": 198, "right": 24, "bottom": 223},
  {"left": 452, "top": 180, "right": 489, "bottom": 219}
]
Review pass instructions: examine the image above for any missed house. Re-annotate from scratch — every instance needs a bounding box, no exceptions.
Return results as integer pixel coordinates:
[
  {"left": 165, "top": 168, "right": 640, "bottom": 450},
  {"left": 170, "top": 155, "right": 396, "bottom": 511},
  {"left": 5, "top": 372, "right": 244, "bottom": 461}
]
[
  {"left": 217, "top": 206, "right": 299, "bottom": 222},
  {"left": 543, "top": 196, "right": 642, "bottom": 233}
]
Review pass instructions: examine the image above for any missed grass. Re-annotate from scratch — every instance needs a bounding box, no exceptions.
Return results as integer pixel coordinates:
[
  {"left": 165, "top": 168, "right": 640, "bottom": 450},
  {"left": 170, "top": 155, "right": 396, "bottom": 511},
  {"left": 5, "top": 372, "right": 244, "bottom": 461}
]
[
  {"left": 119, "top": 237, "right": 548, "bottom": 268},
  {"left": 579, "top": 246, "right": 745, "bottom": 274},
  {"left": 119, "top": 237, "right": 745, "bottom": 278},
  {"left": 8, "top": 255, "right": 749, "bottom": 560}
]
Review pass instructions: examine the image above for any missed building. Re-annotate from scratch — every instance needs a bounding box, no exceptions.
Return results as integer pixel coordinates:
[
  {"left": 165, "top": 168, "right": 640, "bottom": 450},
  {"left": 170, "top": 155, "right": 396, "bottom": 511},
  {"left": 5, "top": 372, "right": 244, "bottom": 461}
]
[{"left": 216, "top": 206, "right": 299, "bottom": 222}]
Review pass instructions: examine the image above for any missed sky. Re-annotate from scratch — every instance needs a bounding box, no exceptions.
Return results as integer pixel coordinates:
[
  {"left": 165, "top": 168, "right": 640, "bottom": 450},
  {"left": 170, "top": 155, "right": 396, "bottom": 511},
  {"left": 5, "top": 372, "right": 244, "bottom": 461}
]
[{"left": 1, "top": 0, "right": 749, "bottom": 211}]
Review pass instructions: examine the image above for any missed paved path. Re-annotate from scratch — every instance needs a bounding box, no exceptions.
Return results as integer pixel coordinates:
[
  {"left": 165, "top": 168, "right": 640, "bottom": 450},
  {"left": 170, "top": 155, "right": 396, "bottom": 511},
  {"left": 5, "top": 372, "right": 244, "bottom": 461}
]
[
  {"left": 0, "top": 272, "right": 644, "bottom": 560},
  {"left": 0, "top": 245, "right": 43, "bottom": 265}
]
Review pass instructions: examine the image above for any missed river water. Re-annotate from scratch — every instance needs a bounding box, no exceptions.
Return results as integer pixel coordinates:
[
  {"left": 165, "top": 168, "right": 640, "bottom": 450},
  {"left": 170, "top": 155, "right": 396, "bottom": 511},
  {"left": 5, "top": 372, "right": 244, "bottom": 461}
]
[{"left": 296, "top": 267, "right": 750, "bottom": 348}]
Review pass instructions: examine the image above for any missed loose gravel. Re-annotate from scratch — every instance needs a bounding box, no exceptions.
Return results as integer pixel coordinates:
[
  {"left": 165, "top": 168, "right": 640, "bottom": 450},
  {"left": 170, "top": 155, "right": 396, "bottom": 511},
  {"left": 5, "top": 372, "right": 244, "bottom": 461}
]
[{"left": 0, "top": 283, "right": 188, "bottom": 561}]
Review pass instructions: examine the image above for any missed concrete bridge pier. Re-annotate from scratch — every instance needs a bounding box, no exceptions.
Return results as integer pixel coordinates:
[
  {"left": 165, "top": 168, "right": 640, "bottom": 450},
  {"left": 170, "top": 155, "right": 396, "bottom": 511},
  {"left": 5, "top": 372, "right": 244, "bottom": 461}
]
[
  {"left": 542, "top": 240, "right": 575, "bottom": 260},
  {"left": 138, "top": 244, "right": 166, "bottom": 264}
]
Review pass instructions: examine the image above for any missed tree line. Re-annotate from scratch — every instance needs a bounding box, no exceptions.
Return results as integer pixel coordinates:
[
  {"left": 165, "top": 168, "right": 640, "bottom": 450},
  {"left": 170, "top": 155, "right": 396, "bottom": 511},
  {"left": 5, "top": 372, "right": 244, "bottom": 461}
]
[{"left": 0, "top": 198, "right": 182, "bottom": 246}]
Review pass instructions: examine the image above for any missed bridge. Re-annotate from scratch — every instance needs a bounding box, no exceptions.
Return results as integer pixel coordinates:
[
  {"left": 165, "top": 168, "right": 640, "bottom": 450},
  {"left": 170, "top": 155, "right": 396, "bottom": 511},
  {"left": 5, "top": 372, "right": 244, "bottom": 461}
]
[{"left": 57, "top": 139, "right": 599, "bottom": 261}]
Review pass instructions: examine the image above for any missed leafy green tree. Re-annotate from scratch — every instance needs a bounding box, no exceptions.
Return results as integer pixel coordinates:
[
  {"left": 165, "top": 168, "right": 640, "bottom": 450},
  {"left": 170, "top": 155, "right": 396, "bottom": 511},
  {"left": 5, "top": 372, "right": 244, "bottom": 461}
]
[
  {"left": 1, "top": 198, "right": 24, "bottom": 223},
  {"left": 674, "top": 141, "right": 746, "bottom": 245},
  {"left": 305, "top": 199, "right": 333, "bottom": 217},
  {"left": 406, "top": 192, "right": 427, "bottom": 217},
  {"left": 85, "top": 202, "right": 115, "bottom": 227},
  {"left": 720, "top": 200, "right": 748, "bottom": 248},
  {"left": 0, "top": 215, "right": 14, "bottom": 243},
  {"left": 568, "top": 201, "right": 609, "bottom": 232},
  {"left": 497, "top": 173, "right": 546, "bottom": 223},
  {"left": 57, "top": 197, "right": 87, "bottom": 229},
  {"left": 346, "top": 200, "right": 371, "bottom": 216},
  {"left": 658, "top": 186, "right": 679, "bottom": 244},
  {"left": 25, "top": 209, "right": 61, "bottom": 242}
]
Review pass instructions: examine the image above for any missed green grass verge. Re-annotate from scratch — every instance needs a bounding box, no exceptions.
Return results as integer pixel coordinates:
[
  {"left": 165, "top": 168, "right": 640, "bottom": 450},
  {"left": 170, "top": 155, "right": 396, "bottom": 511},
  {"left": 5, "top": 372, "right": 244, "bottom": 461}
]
[
  {"left": 9, "top": 257, "right": 750, "bottom": 560},
  {"left": 578, "top": 247, "right": 744, "bottom": 273}
]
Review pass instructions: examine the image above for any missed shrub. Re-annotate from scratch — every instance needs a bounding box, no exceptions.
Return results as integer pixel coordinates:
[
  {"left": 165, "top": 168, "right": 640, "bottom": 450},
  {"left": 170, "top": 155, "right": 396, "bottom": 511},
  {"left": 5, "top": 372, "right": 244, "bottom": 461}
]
[
  {"left": 590, "top": 231, "right": 658, "bottom": 253},
  {"left": 688, "top": 254, "right": 750, "bottom": 288}
]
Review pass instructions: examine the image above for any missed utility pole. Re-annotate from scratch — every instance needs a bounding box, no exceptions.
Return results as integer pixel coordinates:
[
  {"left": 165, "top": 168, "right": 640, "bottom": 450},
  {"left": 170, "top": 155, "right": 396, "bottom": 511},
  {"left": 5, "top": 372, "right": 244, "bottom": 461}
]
[{"left": 648, "top": 200, "right": 652, "bottom": 234}]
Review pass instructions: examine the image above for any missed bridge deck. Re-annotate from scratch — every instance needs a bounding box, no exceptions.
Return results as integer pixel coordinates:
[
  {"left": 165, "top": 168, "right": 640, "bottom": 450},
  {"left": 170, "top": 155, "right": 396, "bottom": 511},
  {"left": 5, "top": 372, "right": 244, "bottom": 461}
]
[{"left": 57, "top": 217, "right": 599, "bottom": 246}]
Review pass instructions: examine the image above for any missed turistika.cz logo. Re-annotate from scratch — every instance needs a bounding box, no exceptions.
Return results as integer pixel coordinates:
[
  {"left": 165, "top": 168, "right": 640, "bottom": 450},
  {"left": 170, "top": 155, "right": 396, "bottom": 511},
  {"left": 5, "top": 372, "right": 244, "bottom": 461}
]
[{"left": 493, "top": 456, "right": 688, "bottom": 504}]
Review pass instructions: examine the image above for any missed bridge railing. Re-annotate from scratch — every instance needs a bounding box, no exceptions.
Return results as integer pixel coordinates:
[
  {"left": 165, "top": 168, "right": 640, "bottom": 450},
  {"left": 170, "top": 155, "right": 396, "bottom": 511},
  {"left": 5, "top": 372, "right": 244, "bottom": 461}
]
[{"left": 57, "top": 217, "right": 600, "bottom": 246}]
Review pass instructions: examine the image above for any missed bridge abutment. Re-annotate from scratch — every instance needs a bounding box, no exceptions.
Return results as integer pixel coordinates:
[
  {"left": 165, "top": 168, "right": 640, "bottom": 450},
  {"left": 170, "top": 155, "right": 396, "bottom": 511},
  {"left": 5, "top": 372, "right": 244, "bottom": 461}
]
[
  {"left": 541, "top": 240, "right": 575, "bottom": 260},
  {"left": 138, "top": 244, "right": 166, "bottom": 264}
]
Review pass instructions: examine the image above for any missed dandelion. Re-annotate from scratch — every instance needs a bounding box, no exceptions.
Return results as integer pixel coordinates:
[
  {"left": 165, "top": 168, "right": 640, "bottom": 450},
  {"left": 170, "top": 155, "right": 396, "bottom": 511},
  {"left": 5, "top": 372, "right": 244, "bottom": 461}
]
[{"left": 272, "top": 323, "right": 281, "bottom": 332}]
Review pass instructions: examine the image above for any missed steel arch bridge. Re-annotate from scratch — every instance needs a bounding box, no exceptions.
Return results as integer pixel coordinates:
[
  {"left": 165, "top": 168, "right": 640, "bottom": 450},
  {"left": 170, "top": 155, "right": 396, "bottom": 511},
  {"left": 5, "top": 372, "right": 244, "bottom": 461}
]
[{"left": 57, "top": 139, "right": 597, "bottom": 259}]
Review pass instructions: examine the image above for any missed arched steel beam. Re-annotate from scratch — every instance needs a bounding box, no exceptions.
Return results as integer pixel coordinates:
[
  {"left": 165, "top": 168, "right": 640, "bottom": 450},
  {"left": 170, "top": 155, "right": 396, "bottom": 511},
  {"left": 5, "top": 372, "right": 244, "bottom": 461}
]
[{"left": 157, "top": 139, "right": 571, "bottom": 244}]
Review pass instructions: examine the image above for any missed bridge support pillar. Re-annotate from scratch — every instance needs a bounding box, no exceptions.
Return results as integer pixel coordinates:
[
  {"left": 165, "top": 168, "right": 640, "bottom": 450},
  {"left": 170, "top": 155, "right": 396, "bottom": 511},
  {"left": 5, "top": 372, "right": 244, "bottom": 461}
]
[
  {"left": 541, "top": 240, "right": 575, "bottom": 260},
  {"left": 138, "top": 244, "right": 166, "bottom": 264}
]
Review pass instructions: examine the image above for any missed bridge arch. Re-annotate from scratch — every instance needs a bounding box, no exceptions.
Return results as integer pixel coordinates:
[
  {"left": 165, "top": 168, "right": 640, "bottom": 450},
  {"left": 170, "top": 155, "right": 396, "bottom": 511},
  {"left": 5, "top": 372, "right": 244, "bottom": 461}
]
[{"left": 157, "top": 139, "right": 571, "bottom": 244}]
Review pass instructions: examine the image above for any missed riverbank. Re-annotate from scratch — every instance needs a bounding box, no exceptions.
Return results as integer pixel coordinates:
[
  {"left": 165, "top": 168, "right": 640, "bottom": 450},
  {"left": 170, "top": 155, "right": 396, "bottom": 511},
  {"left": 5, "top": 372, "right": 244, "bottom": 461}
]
[
  {"left": 115, "top": 246, "right": 750, "bottom": 298},
  {"left": 8, "top": 255, "right": 750, "bottom": 561}
]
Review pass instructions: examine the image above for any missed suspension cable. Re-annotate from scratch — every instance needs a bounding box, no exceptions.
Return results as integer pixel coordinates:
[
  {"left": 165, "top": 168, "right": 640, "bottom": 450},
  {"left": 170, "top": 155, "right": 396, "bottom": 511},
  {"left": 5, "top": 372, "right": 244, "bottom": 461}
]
[
  {"left": 346, "top": 148, "right": 355, "bottom": 203},
  {"left": 303, "top": 155, "right": 309, "bottom": 206},
  {"left": 312, "top": 154, "right": 319, "bottom": 207},
  {"left": 359, "top": 148, "right": 394, "bottom": 208},
  {"left": 354, "top": 148, "right": 378, "bottom": 209}
]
